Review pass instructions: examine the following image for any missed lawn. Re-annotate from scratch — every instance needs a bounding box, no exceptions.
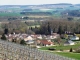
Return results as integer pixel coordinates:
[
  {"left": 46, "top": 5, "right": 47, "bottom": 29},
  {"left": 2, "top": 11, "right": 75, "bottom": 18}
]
[
  {"left": 0, "top": 12, "right": 22, "bottom": 17},
  {"left": 39, "top": 42, "right": 80, "bottom": 60},
  {"left": 55, "top": 52, "right": 80, "bottom": 60},
  {"left": 39, "top": 43, "right": 80, "bottom": 50}
]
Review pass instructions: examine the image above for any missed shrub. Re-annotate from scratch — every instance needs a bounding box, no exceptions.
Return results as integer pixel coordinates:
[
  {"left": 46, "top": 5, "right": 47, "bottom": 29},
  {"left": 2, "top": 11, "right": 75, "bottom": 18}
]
[
  {"left": 69, "top": 48, "right": 73, "bottom": 52},
  {"left": 48, "top": 48, "right": 56, "bottom": 51},
  {"left": 20, "top": 40, "right": 26, "bottom": 45},
  {"left": 1, "top": 34, "right": 7, "bottom": 40}
]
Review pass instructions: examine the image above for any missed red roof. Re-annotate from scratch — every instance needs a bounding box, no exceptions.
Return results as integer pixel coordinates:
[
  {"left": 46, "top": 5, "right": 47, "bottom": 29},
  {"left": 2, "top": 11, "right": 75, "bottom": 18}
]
[{"left": 40, "top": 40, "right": 53, "bottom": 45}]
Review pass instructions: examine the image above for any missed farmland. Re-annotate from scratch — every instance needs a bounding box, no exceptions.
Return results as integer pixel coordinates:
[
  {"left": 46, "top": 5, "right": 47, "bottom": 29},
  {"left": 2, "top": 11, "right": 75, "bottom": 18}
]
[
  {"left": 0, "top": 4, "right": 80, "bottom": 60},
  {"left": 0, "top": 12, "right": 22, "bottom": 17},
  {"left": 55, "top": 52, "right": 80, "bottom": 60},
  {"left": 39, "top": 41, "right": 80, "bottom": 60}
]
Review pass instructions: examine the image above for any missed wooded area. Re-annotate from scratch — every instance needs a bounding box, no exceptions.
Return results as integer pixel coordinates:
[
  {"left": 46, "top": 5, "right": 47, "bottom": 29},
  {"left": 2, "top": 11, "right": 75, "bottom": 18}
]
[{"left": 33, "top": 20, "right": 80, "bottom": 34}]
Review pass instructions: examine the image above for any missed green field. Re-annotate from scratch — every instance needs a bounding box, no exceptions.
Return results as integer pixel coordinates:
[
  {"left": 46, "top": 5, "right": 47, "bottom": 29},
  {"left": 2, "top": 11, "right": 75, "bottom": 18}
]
[
  {"left": 55, "top": 52, "right": 80, "bottom": 60},
  {"left": 39, "top": 41, "right": 80, "bottom": 60},
  {"left": 39, "top": 42, "right": 80, "bottom": 50},
  {"left": 0, "top": 12, "right": 22, "bottom": 17}
]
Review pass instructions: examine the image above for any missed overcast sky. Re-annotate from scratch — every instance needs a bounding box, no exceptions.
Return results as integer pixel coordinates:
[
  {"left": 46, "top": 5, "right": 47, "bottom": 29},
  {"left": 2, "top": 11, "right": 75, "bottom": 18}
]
[{"left": 0, "top": 0, "right": 80, "bottom": 5}]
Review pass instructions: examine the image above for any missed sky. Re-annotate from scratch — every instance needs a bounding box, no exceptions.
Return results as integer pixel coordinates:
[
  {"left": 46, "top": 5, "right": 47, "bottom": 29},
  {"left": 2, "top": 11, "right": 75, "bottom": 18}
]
[{"left": 0, "top": 0, "right": 80, "bottom": 5}]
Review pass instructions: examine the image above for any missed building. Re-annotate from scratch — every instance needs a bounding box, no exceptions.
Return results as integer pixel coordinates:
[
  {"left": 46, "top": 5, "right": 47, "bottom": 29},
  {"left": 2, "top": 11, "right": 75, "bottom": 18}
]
[
  {"left": 64, "top": 40, "right": 75, "bottom": 46},
  {"left": 70, "top": 36, "right": 79, "bottom": 40},
  {"left": 37, "top": 40, "right": 53, "bottom": 46}
]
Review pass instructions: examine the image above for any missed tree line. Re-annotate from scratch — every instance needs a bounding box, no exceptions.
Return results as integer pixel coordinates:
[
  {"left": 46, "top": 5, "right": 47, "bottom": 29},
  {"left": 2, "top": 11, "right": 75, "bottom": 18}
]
[
  {"left": 20, "top": 12, "right": 52, "bottom": 16},
  {"left": 32, "top": 20, "right": 80, "bottom": 34},
  {"left": 62, "top": 10, "right": 80, "bottom": 17},
  {"left": 1, "top": 20, "right": 80, "bottom": 35}
]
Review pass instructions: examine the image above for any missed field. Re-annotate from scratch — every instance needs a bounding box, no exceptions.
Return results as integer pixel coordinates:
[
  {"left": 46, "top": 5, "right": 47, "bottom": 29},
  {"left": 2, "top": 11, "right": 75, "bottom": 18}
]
[
  {"left": 39, "top": 41, "right": 80, "bottom": 50},
  {"left": 39, "top": 41, "right": 80, "bottom": 60},
  {"left": 27, "top": 15, "right": 51, "bottom": 18},
  {"left": 0, "top": 12, "right": 22, "bottom": 17},
  {"left": 55, "top": 52, "right": 80, "bottom": 60}
]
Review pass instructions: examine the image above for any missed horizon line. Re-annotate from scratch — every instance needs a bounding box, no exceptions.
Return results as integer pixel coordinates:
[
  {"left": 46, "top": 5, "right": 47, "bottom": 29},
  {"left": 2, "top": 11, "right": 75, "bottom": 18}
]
[{"left": 0, "top": 3, "right": 79, "bottom": 6}]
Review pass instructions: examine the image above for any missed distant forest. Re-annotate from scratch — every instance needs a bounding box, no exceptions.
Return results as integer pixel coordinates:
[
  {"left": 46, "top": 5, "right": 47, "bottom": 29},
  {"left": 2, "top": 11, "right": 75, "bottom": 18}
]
[
  {"left": 62, "top": 10, "right": 80, "bottom": 17},
  {"left": 31, "top": 20, "right": 80, "bottom": 35},
  {"left": 0, "top": 20, "right": 80, "bottom": 35},
  {"left": 20, "top": 12, "right": 52, "bottom": 16}
]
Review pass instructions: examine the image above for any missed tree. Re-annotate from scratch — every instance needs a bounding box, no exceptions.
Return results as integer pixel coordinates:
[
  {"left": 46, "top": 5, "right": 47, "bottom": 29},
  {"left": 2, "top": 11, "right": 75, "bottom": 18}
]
[
  {"left": 55, "top": 37, "right": 61, "bottom": 45},
  {"left": 4, "top": 28, "right": 8, "bottom": 34},
  {"left": 47, "top": 22, "right": 51, "bottom": 35},
  {"left": 70, "top": 48, "right": 73, "bottom": 52},
  {"left": 34, "top": 20, "right": 80, "bottom": 34},
  {"left": 58, "top": 25, "right": 63, "bottom": 34},
  {"left": 1, "top": 34, "right": 7, "bottom": 40},
  {"left": 20, "top": 40, "right": 26, "bottom": 45},
  {"left": 67, "top": 17, "right": 73, "bottom": 21}
]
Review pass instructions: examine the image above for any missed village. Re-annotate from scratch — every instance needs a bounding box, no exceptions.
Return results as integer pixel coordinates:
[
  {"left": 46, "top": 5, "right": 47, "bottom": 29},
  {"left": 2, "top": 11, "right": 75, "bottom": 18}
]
[
  {"left": 4, "top": 32, "right": 79, "bottom": 48},
  {"left": 1, "top": 31, "right": 80, "bottom": 60}
]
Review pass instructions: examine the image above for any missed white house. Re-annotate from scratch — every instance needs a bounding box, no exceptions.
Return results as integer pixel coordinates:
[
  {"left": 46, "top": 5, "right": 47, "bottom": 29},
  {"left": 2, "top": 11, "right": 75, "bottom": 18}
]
[
  {"left": 24, "top": 36, "right": 34, "bottom": 44},
  {"left": 37, "top": 35, "right": 42, "bottom": 39},
  {"left": 70, "top": 36, "right": 79, "bottom": 40},
  {"left": 24, "top": 36, "right": 33, "bottom": 41},
  {"left": 26, "top": 40, "right": 34, "bottom": 44},
  {"left": 64, "top": 40, "right": 75, "bottom": 46}
]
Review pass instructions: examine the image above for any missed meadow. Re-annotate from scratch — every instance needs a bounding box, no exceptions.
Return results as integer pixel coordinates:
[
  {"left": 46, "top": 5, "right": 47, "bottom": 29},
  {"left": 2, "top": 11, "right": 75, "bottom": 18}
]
[{"left": 39, "top": 41, "right": 80, "bottom": 60}]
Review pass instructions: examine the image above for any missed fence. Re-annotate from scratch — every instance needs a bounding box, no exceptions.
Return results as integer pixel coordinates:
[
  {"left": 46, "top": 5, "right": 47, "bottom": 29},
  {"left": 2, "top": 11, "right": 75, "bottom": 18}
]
[{"left": 0, "top": 40, "right": 75, "bottom": 60}]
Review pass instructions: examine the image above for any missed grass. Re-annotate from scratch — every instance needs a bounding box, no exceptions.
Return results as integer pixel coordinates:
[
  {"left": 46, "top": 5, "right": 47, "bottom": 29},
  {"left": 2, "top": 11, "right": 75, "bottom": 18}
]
[
  {"left": 0, "top": 12, "right": 22, "bottom": 17},
  {"left": 39, "top": 43, "right": 80, "bottom": 50},
  {"left": 55, "top": 52, "right": 80, "bottom": 60},
  {"left": 39, "top": 41, "right": 80, "bottom": 60},
  {"left": 38, "top": 49, "right": 80, "bottom": 60}
]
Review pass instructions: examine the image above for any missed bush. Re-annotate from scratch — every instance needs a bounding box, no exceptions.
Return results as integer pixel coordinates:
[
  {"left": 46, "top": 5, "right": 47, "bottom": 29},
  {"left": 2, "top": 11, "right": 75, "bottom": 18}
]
[
  {"left": 48, "top": 48, "right": 56, "bottom": 51},
  {"left": 69, "top": 48, "right": 73, "bottom": 52},
  {"left": 1, "top": 34, "right": 7, "bottom": 40},
  {"left": 20, "top": 40, "right": 26, "bottom": 45}
]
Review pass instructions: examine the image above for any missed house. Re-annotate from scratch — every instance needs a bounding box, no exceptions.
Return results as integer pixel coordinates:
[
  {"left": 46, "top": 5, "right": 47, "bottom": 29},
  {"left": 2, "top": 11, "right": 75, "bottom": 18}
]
[
  {"left": 39, "top": 40, "right": 53, "bottom": 46},
  {"left": 70, "top": 36, "right": 79, "bottom": 40},
  {"left": 37, "top": 35, "right": 42, "bottom": 39},
  {"left": 24, "top": 36, "right": 33, "bottom": 41},
  {"left": 45, "top": 35, "right": 58, "bottom": 40},
  {"left": 64, "top": 40, "right": 75, "bottom": 46},
  {"left": 26, "top": 40, "right": 34, "bottom": 44},
  {"left": 24, "top": 36, "right": 34, "bottom": 45}
]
